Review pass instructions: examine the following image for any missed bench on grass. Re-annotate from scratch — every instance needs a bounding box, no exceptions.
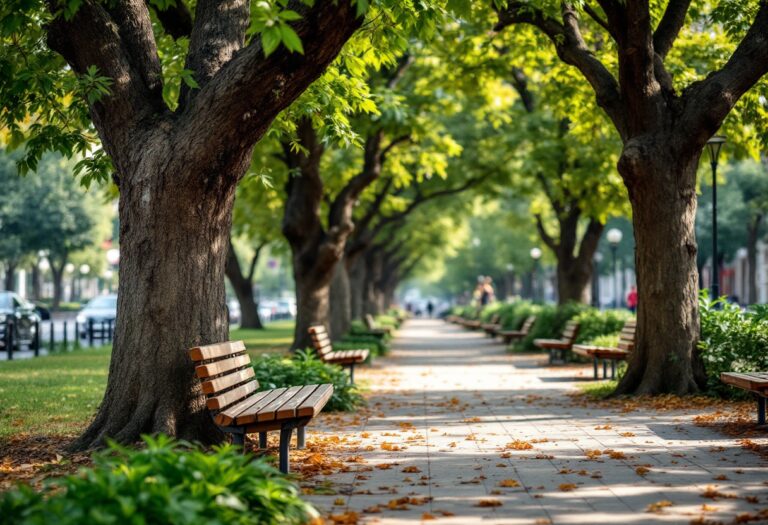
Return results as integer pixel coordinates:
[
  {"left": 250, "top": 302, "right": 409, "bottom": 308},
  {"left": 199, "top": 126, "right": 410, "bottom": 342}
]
[
  {"left": 573, "top": 320, "right": 636, "bottom": 379},
  {"left": 481, "top": 314, "right": 501, "bottom": 337},
  {"left": 364, "top": 314, "right": 392, "bottom": 337},
  {"left": 309, "top": 325, "right": 369, "bottom": 383},
  {"left": 720, "top": 372, "right": 768, "bottom": 425},
  {"left": 498, "top": 316, "right": 537, "bottom": 345},
  {"left": 189, "top": 340, "right": 333, "bottom": 473},
  {"left": 534, "top": 320, "right": 580, "bottom": 364}
]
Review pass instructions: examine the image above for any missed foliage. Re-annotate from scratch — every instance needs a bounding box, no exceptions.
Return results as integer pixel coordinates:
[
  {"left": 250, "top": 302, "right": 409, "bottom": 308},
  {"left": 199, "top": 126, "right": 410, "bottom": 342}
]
[
  {"left": 252, "top": 352, "right": 363, "bottom": 412},
  {"left": 699, "top": 294, "right": 768, "bottom": 398},
  {"left": 338, "top": 334, "right": 388, "bottom": 357},
  {"left": 572, "top": 308, "right": 634, "bottom": 344},
  {"left": 374, "top": 314, "right": 399, "bottom": 328},
  {"left": 0, "top": 435, "right": 317, "bottom": 525}
]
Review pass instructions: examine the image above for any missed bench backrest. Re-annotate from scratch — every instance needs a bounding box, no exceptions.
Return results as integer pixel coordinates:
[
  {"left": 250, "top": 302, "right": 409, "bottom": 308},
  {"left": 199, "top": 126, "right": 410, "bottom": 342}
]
[
  {"left": 364, "top": 314, "right": 377, "bottom": 329},
  {"left": 188, "top": 341, "right": 258, "bottom": 413},
  {"left": 308, "top": 325, "right": 334, "bottom": 358},
  {"left": 561, "top": 321, "right": 580, "bottom": 343},
  {"left": 521, "top": 315, "right": 536, "bottom": 334},
  {"left": 618, "top": 320, "right": 636, "bottom": 351},
  {"left": 489, "top": 314, "right": 500, "bottom": 324}
]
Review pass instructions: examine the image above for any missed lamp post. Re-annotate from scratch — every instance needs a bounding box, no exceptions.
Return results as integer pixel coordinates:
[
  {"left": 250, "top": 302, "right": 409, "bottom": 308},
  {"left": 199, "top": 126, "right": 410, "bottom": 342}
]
[
  {"left": 607, "top": 228, "right": 623, "bottom": 308},
  {"left": 706, "top": 136, "right": 726, "bottom": 300},
  {"left": 592, "top": 252, "right": 603, "bottom": 308},
  {"left": 530, "top": 247, "right": 542, "bottom": 302}
]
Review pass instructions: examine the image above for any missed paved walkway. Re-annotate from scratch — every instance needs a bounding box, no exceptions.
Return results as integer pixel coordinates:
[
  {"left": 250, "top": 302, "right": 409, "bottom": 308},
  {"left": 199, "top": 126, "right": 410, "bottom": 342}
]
[{"left": 303, "top": 319, "right": 768, "bottom": 524}]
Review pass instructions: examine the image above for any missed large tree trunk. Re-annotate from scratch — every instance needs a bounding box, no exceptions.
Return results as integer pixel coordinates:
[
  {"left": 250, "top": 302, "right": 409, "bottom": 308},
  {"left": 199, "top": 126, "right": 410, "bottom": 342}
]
[
  {"left": 71, "top": 150, "right": 244, "bottom": 450},
  {"left": 224, "top": 240, "right": 264, "bottom": 329},
  {"left": 4, "top": 262, "right": 15, "bottom": 291},
  {"left": 292, "top": 257, "right": 335, "bottom": 350},
  {"left": 614, "top": 146, "right": 706, "bottom": 395},
  {"left": 348, "top": 255, "right": 366, "bottom": 321},
  {"left": 557, "top": 261, "right": 593, "bottom": 304},
  {"left": 50, "top": 262, "right": 66, "bottom": 310},
  {"left": 30, "top": 264, "right": 41, "bottom": 300},
  {"left": 329, "top": 259, "right": 351, "bottom": 338},
  {"left": 746, "top": 215, "right": 761, "bottom": 305}
]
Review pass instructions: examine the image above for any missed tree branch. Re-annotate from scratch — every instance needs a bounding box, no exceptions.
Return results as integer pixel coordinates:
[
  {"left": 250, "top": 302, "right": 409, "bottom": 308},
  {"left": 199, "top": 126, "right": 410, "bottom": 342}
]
[
  {"left": 680, "top": 2, "right": 768, "bottom": 148},
  {"left": 47, "top": 0, "right": 164, "bottom": 167},
  {"left": 494, "top": 2, "right": 625, "bottom": 135},
  {"left": 653, "top": 0, "right": 692, "bottom": 59},
  {"left": 534, "top": 214, "right": 559, "bottom": 252},
  {"left": 385, "top": 53, "right": 415, "bottom": 89},
  {"left": 583, "top": 4, "right": 616, "bottom": 40},
  {"left": 247, "top": 242, "right": 267, "bottom": 283},
  {"left": 178, "top": 1, "right": 362, "bottom": 165},
  {"left": 148, "top": 0, "right": 193, "bottom": 40}
]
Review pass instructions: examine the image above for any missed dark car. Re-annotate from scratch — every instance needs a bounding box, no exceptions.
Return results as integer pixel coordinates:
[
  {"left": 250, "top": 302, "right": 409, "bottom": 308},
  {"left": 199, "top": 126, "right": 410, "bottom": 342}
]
[{"left": 0, "top": 292, "right": 41, "bottom": 351}]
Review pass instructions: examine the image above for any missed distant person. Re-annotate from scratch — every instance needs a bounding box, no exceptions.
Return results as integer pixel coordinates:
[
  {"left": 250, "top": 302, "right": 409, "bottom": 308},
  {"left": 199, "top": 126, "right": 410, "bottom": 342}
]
[
  {"left": 427, "top": 300, "right": 434, "bottom": 318},
  {"left": 626, "top": 285, "right": 638, "bottom": 313},
  {"left": 480, "top": 277, "right": 495, "bottom": 306}
]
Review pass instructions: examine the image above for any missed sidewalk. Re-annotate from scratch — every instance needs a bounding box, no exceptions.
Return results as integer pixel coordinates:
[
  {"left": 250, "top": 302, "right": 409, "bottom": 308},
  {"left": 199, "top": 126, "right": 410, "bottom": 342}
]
[{"left": 301, "top": 319, "right": 768, "bottom": 524}]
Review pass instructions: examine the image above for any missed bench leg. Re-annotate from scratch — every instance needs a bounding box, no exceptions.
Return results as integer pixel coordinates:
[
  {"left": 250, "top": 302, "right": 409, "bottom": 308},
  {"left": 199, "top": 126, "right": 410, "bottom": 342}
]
[
  {"left": 297, "top": 426, "right": 306, "bottom": 449},
  {"left": 593, "top": 358, "right": 599, "bottom": 379},
  {"left": 758, "top": 396, "right": 766, "bottom": 426},
  {"left": 602, "top": 360, "right": 607, "bottom": 379},
  {"left": 279, "top": 426, "right": 293, "bottom": 474},
  {"left": 611, "top": 360, "right": 617, "bottom": 380},
  {"left": 349, "top": 363, "right": 355, "bottom": 384},
  {"left": 548, "top": 349, "right": 554, "bottom": 364},
  {"left": 231, "top": 431, "right": 245, "bottom": 451},
  {"left": 259, "top": 432, "right": 268, "bottom": 449}
]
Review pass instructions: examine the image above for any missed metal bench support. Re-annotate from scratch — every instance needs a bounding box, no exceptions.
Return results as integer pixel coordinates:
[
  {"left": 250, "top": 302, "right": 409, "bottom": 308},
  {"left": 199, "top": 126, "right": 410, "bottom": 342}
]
[
  {"left": 758, "top": 395, "right": 766, "bottom": 426},
  {"left": 297, "top": 426, "right": 306, "bottom": 449},
  {"left": 279, "top": 427, "right": 293, "bottom": 473},
  {"left": 259, "top": 432, "right": 267, "bottom": 449}
]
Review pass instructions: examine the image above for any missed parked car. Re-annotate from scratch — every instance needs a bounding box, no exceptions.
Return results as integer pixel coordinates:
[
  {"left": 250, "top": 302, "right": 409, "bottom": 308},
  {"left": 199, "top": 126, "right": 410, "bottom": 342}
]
[
  {"left": 76, "top": 294, "right": 117, "bottom": 338},
  {"left": 275, "top": 300, "right": 297, "bottom": 320},
  {"left": 0, "top": 291, "right": 41, "bottom": 351}
]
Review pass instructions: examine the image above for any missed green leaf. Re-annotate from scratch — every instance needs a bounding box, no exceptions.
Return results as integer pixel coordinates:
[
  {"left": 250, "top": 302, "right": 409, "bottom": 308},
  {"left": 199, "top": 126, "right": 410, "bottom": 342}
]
[
  {"left": 279, "top": 24, "right": 303, "bottom": 54},
  {"left": 261, "top": 26, "right": 281, "bottom": 56}
]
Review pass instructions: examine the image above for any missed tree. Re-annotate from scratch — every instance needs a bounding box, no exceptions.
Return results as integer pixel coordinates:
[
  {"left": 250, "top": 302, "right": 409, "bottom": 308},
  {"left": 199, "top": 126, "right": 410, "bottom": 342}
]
[
  {"left": 2, "top": 0, "right": 376, "bottom": 448},
  {"left": 493, "top": 1, "right": 768, "bottom": 395}
]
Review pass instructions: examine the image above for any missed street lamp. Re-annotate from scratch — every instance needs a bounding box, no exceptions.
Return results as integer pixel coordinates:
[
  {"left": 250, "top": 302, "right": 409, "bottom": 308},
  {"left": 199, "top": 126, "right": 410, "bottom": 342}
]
[
  {"left": 505, "top": 263, "right": 515, "bottom": 299},
  {"left": 607, "top": 228, "right": 623, "bottom": 308},
  {"left": 592, "top": 252, "right": 603, "bottom": 308},
  {"left": 530, "top": 247, "right": 542, "bottom": 302},
  {"left": 706, "top": 135, "right": 726, "bottom": 299}
]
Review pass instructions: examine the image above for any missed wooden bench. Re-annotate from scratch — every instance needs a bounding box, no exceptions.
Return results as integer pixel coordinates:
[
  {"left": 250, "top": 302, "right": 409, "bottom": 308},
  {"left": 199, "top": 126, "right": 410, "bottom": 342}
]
[
  {"left": 720, "top": 372, "right": 768, "bottom": 425},
  {"left": 498, "top": 316, "right": 536, "bottom": 345},
  {"left": 573, "top": 320, "right": 636, "bottom": 379},
  {"left": 364, "top": 314, "right": 392, "bottom": 336},
  {"left": 189, "top": 340, "right": 333, "bottom": 473},
  {"left": 481, "top": 314, "right": 501, "bottom": 337},
  {"left": 309, "top": 325, "right": 369, "bottom": 383},
  {"left": 461, "top": 318, "right": 482, "bottom": 330},
  {"left": 534, "top": 320, "right": 580, "bottom": 364}
]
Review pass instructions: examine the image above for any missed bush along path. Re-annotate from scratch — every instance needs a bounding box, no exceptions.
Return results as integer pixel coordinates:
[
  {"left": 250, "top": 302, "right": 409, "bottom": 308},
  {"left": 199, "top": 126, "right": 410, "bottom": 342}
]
[{"left": 297, "top": 319, "right": 768, "bottom": 525}]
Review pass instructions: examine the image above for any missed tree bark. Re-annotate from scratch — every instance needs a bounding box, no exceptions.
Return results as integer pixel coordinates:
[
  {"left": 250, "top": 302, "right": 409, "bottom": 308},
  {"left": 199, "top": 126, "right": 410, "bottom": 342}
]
[
  {"left": 348, "top": 255, "right": 366, "bottom": 321},
  {"left": 614, "top": 145, "right": 706, "bottom": 395},
  {"left": 4, "top": 262, "right": 15, "bottom": 292},
  {"left": 746, "top": 215, "right": 762, "bottom": 305},
  {"left": 225, "top": 239, "right": 264, "bottom": 329},
  {"left": 329, "top": 258, "right": 352, "bottom": 338},
  {"left": 30, "top": 264, "right": 41, "bottom": 300},
  {"left": 50, "top": 262, "right": 65, "bottom": 310}
]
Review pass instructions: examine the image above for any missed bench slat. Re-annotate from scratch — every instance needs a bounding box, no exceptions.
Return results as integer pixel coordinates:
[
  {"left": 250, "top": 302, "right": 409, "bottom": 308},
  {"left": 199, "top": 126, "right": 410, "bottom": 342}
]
[
  {"left": 256, "top": 386, "right": 305, "bottom": 422},
  {"left": 234, "top": 387, "right": 290, "bottom": 425},
  {"left": 195, "top": 354, "right": 250, "bottom": 379},
  {"left": 215, "top": 389, "right": 273, "bottom": 426},
  {"left": 721, "top": 372, "right": 768, "bottom": 391},
  {"left": 297, "top": 384, "right": 334, "bottom": 417},
  {"left": 207, "top": 380, "right": 258, "bottom": 410},
  {"left": 276, "top": 385, "right": 321, "bottom": 419},
  {"left": 189, "top": 340, "right": 246, "bottom": 362},
  {"left": 201, "top": 367, "right": 256, "bottom": 395}
]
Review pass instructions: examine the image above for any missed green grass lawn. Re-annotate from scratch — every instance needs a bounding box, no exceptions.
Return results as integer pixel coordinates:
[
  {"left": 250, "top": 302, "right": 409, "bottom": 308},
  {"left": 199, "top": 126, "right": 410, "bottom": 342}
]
[{"left": 0, "top": 321, "right": 295, "bottom": 438}]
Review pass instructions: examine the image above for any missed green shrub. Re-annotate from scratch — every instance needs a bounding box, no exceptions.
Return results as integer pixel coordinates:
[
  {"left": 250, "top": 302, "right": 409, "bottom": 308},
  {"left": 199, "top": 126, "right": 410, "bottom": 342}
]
[
  {"left": 572, "top": 308, "right": 634, "bottom": 343},
  {"left": 338, "top": 334, "right": 388, "bottom": 356},
  {"left": 699, "top": 295, "right": 768, "bottom": 398},
  {"left": 514, "top": 302, "right": 586, "bottom": 351},
  {"left": 375, "top": 315, "right": 399, "bottom": 328},
  {"left": 0, "top": 435, "right": 317, "bottom": 525},
  {"left": 586, "top": 333, "right": 620, "bottom": 347},
  {"left": 252, "top": 351, "right": 363, "bottom": 411}
]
